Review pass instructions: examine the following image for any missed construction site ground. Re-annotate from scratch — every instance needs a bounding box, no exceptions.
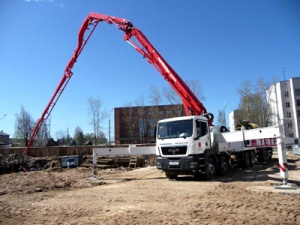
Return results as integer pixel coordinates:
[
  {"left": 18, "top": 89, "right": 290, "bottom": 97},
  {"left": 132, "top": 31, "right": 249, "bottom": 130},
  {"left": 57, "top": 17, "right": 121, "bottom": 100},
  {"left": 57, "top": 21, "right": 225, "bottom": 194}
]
[{"left": 0, "top": 151, "right": 300, "bottom": 225}]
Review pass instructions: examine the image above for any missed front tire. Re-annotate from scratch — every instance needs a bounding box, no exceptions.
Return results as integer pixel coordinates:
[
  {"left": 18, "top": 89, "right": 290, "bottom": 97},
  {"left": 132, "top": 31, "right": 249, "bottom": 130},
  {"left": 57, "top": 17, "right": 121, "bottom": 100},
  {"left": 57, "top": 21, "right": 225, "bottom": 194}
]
[{"left": 165, "top": 172, "right": 178, "bottom": 179}]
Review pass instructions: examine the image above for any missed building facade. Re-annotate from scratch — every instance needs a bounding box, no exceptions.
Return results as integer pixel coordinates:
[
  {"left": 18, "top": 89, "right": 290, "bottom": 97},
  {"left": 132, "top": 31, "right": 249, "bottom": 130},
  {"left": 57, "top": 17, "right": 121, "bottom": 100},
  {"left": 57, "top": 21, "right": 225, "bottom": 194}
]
[
  {"left": 267, "top": 77, "right": 300, "bottom": 143},
  {"left": 114, "top": 104, "right": 185, "bottom": 144}
]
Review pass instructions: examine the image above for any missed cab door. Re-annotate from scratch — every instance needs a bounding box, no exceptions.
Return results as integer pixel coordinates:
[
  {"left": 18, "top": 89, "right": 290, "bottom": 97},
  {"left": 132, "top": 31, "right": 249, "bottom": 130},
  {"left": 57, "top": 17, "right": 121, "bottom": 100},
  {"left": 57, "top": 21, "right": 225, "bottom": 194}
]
[{"left": 195, "top": 120, "right": 210, "bottom": 152}]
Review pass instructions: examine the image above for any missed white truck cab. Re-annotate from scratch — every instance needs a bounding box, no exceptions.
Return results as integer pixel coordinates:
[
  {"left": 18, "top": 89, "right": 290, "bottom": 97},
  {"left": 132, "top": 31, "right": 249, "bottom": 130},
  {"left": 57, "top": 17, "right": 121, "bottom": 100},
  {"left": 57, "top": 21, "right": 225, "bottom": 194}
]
[{"left": 155, "top": 116, "right": 220, "bottom": 179}]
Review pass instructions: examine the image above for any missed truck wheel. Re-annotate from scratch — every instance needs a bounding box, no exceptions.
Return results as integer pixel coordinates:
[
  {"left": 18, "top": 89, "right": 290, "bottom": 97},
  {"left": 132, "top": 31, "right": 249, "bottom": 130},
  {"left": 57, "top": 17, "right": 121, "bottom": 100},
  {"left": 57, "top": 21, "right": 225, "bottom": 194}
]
[
  {"left": 262, "top": 149, "right": 269, "bottom": 162},
  {"left": 205, "top": 157, "right": 216, "bottom": 180},
  {"left": 244, "top": 152, "right": 251, "bottom": 169},
  {"left": 257, "top": 148, "right": 268, "bottom": 162},
  {"left": 218, "top": 155, "right": 229, "bottom": 176},
  {"left": 249, "top": 151, "right": 255, "bottom": 167},
  {"left": 165, "top": 172, "right": 178, "bottom": 179},
  {"left": 267, "top": 147, "right": 273, "bottom": 160}
]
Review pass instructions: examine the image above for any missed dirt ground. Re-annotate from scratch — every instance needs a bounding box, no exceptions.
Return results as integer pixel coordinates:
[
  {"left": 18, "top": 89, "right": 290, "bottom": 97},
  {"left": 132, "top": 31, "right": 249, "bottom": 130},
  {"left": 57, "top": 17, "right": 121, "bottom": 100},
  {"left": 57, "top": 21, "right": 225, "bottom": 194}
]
[{"left": 0, "top": 152, "right": 300, "bottom": 225}]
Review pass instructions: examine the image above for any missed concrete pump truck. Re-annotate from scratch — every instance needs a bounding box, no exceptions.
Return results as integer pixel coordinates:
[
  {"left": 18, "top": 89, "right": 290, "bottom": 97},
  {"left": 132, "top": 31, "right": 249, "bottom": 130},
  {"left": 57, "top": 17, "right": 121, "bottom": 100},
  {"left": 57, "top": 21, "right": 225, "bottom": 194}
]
[{"left": 25, "top": 12, "right": 293, "bottom": 181}]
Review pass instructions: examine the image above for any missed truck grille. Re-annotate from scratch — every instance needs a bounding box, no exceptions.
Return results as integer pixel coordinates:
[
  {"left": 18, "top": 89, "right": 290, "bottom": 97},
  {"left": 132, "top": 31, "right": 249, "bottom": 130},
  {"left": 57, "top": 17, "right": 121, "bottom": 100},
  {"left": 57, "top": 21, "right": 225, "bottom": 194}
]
[{"left": 161, "top": 146, "right": 187, "bottom": 155}]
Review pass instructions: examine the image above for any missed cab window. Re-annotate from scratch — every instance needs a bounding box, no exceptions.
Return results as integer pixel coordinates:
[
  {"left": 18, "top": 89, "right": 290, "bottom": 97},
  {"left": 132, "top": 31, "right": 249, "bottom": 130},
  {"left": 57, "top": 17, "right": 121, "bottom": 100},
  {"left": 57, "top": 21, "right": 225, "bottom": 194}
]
[{"left": 196, "top": 120, "right": 208, "bottom": 137}]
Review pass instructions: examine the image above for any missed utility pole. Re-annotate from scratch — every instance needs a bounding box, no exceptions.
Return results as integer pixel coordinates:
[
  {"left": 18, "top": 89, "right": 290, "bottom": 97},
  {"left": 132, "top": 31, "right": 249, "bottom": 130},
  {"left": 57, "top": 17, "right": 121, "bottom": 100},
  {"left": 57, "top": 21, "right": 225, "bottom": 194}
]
[
  {"left": 282, "top": 67, "right": 286, "bottom": 81},
  {"left": 48, "top": 117, "right": 51, "bottom": 138},
  {"left": 109, "top": 119, "right": 111, "bottom": 146},
  {"left": 108, "top": 108, "right": 113, "bottom": 146},
  {"left": 223, "top": 103, "right": 227, "bottom": 127},
  {"left": 0, "top": 114, "right": 6, "bottom": 131}
]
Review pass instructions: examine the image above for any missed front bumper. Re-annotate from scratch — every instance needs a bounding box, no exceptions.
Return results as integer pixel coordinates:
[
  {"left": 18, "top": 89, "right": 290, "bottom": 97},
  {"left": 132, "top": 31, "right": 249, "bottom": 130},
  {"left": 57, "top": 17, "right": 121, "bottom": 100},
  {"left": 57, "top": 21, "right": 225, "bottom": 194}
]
[{"left": 156, "top": 155, "right": 199, "bottom": 171}]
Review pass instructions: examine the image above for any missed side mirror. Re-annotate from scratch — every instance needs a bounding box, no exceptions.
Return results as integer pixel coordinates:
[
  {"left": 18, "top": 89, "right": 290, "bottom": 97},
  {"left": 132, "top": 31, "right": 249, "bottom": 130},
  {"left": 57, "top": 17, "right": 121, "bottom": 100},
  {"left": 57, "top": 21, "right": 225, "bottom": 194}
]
[{"left": 154, "top": 126, "right": 157, "bottom": 139}]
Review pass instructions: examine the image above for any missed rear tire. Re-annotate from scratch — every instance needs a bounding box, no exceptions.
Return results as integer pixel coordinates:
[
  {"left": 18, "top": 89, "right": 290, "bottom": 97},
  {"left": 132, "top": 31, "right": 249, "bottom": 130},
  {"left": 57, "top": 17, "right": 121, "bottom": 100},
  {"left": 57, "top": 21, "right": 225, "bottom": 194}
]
[
  {"left": 249, "top": 151, "right": 255, "bottom": 167},
  {"left": 243, "top": 152, "right": 251, "bottom": 169},
  {"left": 218, "top": 155, "right": 229, "bottom": 176},
  {"left": 205, "top": 157, "right": 216, "bottom": 180},
  {"left": 267, "top": 147, "right": 273, "bottom": 160},
  {"left": 263, "top": 149, "right": 268, "bottom": 162}
]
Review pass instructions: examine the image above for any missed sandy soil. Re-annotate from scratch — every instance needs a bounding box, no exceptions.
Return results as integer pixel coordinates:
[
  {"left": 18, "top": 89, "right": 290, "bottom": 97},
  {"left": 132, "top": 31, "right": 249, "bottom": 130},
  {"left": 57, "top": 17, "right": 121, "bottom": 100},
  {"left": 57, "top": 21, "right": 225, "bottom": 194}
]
[{"left": 0, "top": 152, "right": 300, "bottom": 225}]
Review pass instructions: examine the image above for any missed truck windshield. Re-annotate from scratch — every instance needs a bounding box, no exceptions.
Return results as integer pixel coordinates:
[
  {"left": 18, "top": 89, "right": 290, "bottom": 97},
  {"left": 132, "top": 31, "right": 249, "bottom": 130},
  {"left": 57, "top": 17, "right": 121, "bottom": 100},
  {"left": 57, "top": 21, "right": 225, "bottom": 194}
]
[{"left": 157, "top": 119, "right": 193, "bottom": 139}]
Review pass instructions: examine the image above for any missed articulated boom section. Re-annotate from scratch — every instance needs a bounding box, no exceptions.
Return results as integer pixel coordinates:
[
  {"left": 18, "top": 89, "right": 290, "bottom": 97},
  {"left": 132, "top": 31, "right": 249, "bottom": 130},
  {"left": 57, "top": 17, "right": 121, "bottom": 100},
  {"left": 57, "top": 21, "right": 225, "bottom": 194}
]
[
  {"left": 25, "top": 12, "right": 209, "bottom": 154},
  {"left": 87, "top": 13, "right": 208, "bottom": 117}
]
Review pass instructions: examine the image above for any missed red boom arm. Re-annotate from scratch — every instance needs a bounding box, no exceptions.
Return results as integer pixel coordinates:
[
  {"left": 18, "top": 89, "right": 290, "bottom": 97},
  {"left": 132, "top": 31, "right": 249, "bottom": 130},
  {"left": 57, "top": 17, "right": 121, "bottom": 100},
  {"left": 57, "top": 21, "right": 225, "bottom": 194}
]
[{"left": 25, "top": 12, "right": 212, "bottom": 154}]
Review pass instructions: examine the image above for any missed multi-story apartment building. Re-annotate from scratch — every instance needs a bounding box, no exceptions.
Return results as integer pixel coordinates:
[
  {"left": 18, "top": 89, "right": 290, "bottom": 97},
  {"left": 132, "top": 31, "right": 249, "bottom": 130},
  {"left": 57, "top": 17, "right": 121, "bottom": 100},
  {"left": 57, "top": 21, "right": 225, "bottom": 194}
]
[
  {"left": 267, "top": 77, "right": 300, "bottom": 143},
  {"left": 114, "top": 104, "right": 185, "bottom": 144}
]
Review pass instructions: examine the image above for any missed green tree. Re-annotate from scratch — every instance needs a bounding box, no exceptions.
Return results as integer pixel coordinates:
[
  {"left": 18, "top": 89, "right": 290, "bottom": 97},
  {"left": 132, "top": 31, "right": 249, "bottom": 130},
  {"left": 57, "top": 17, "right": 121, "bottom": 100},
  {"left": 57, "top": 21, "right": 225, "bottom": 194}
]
[
  {"left": 74, "top": 126, "right": 85, "bottom": 145},
  {"left": 97, "top": 131, "right": 107, "bottom": 144}
]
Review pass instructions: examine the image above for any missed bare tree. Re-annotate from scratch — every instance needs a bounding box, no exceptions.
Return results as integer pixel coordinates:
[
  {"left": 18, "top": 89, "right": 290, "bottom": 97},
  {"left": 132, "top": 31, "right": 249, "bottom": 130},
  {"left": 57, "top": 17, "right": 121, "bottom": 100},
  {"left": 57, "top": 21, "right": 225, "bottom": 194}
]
[
  {"left": 15, "top": 105, "right": 35, "bottom": 146},
  {"left": 56, "top": 128, "right": 71, "bottom": 145},
  {"left": 135, "top": 94, "right": 147, "bottom": 143},
  {"left": 163, "top": 85, "right": 180, "bottom": 105},
  {"left": 163, "top": 79, "right": 205, "bottom": 103},
  {"left": 236, "top": 80, "right": 252, "bottom": 121},
  {"left": 87, "top": 97, "right": 105, "bottom": 145},
  {"left": 123, "top": 103, "right": 137, "bottom": 143},
  {"left": 149, "top": 85, "right": 162, "bottom": 105},
  {"left": 217, "top": 109, "right": 226, "bottom": 128},
  {"left": 148, "top": 85, "right": 162, "bottom": 128},
  {"left": 186, "top": 80, "right": 206, "bottom": 102},
  {"left": 163, "top": 79, "right": 205, "bottom": 117},
  {"left": 163, "top": 84, "right": 183, "bottom": 117},
  {"left": 236, "top": 77, "right": 278, "bottom": 127},
  {"left": 135, "top": 94, "right": 145, "bottom": 107},
  {"left": 254, "top": 76, "right": 271, "bottom": 126},
  {"left": 36, "top": 120, "right": 49, "bottom": 138}
]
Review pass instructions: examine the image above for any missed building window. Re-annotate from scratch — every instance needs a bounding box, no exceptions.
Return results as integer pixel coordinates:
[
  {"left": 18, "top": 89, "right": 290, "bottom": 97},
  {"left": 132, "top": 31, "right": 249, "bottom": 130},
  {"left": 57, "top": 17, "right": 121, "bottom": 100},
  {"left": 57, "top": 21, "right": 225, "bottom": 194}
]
[
  {"left": 287, "top": 122, "right": 293, "bottom": 128},
  {"left": 150, "top": 119, "right": 155, "bottom": 125},
  {"left": 297, "top": 99, "right": 300, "bottom": 107},
  {"left": 286, "top": 112, "right": 291, "bottom": 118},
  {"left": 288, "top": 133, "right": 294, "bottom": 138},
  {"left": 298, "top": 110, "right": 300, "bottom": 117},
  {"left": 284, "top": 91, "right": 289, "bottom": 97},
  {"left": 295, "top": 88, "right": 300, "bottom": 96},
  {"left": 148, "top": 128, "right": 154, "bottom": 136},
  {"left": 139, "top": 119, "right": 147, "bottom": 138},
  {"left": 286, "top": 102, "right": 290, "bottom": 108}
]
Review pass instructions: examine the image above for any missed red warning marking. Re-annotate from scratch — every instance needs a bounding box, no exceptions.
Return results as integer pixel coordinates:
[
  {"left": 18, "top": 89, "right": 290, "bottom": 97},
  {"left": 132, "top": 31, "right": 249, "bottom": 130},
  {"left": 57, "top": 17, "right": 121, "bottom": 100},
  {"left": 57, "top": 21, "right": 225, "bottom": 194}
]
[
  {"left": 279, "top": 163, "right": 288, "bottom": 172},
  {"left": 247, "top": 138, "right": 277, "bottom": 147}
]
